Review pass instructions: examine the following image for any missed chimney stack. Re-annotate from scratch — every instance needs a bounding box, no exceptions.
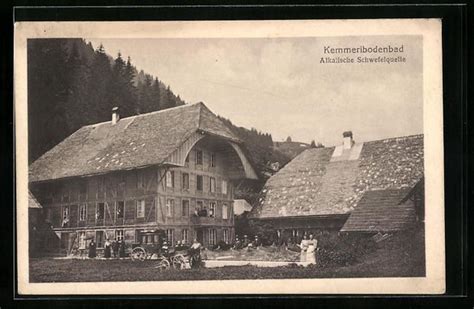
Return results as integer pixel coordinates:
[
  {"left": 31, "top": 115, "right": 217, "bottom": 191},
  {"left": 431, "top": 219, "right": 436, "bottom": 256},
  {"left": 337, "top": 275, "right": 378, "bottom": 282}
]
[
  {"left": 112, "top": 107, "right": 120, "bottom": 125},
  {"left": 343, "top": 131, "right": 354, "bottom": 149}
]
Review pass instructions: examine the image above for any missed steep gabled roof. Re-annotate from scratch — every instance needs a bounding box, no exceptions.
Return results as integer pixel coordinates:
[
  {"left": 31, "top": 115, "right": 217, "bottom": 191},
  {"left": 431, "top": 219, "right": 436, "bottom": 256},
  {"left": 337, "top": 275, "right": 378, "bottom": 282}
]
[
  {"left": 340, "top": 188, "right": 415, "bottom": 232},
  {"left": 29, "top": 103, "right": 241, "bottom": 182},
  {"left": 250, "top": 134, "right": 423, "bottom": 218}
]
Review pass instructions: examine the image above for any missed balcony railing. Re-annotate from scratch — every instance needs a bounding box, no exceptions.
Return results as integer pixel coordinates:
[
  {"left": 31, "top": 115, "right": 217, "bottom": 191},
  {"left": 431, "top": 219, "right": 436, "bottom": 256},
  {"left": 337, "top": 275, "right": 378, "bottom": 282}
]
[{"left": 190, "top": 215, "right": 229, "bottom": 226}]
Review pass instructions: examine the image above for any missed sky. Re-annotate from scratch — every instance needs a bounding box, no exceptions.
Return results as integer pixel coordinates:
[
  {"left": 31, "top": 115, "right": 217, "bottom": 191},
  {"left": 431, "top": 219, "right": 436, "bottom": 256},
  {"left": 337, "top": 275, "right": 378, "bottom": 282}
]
[{"left": 87, "top": 35, "right": 423, "bottom": 147}]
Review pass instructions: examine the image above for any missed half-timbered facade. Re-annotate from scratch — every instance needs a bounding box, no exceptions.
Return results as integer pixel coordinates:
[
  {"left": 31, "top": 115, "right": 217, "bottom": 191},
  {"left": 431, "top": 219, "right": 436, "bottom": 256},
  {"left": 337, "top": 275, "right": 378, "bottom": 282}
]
[{"left": 29, "top": 103, "right": 258, "bottom": 254}]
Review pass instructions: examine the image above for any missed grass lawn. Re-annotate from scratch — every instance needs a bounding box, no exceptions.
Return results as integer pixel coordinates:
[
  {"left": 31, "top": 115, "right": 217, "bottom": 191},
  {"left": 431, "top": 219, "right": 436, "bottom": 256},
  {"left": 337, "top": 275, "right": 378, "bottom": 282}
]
[{"left": 29, "top": 230, "right": 425, "bottom": 282}]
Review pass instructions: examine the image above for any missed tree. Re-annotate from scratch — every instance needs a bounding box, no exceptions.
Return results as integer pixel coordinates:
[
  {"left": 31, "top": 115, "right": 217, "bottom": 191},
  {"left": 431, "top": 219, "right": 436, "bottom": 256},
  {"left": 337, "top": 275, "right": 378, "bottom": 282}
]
[
  {"left": 86, "top": 44, "right": 114, "bottom": 123},
  {"left": 310, "top": 140, "right": 316, "bottom": 148},
  {"left": 27, "top": 39, "right": 71, "bottom": 162},
  {"left": 286, "top": 136, "right": 292, "bottom": 142},
  {"left": 151, "top": 78, "right": 161, "bottom": 111},
  {"left": 64, "top": 40, "right": 90, "bottom": 132}
]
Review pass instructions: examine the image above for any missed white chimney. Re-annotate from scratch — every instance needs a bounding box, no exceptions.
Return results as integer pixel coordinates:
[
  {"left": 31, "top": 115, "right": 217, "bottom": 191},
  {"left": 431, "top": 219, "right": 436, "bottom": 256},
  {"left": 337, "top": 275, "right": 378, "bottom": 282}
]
[
  {"left": 343, "top": 131, "right": 354, "bottom": 149},
  {"left": 112, "top": 107, "right": 120, "bottom": 125}
]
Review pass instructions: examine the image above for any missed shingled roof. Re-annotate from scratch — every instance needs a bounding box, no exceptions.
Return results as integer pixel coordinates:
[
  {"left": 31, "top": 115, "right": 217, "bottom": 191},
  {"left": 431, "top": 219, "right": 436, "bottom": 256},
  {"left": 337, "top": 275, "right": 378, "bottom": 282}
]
[
  {"left": 340, "top": 188, "right": 415, "bottom": 232},
  {"left": 250, "top": 134, "right": 423, "bottom": 218},
  {"left": 29, "top": 103, "right": 241, "bottom": 182}
]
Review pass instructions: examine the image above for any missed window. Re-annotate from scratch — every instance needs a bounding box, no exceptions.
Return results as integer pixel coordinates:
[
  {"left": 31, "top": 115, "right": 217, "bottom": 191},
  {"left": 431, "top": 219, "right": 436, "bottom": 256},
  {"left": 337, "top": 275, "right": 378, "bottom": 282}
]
[
  {"left": 166, "top": 199, "right": 174, "bottom": 217},
  {"left": 116, "top": 201, "right": 124, "bottom": 219},
  {"left": 210, "top": 153, "right": 216, "bottom": 167},
  {"left": 62, "top": 205, "right": 70, "bottom": 220},
  {"left": 222, "top": 203, "right": 228, "bottom": 220},
  {"left": 79, "top": 204, "right": 87, "bottom": 222},
  {"left": 182, "top": 229, "right": 189, "bottom": 244},
  {"left": 96, "top": 203, "right": 105, "bottom": 220},
  {"left": 182, "top": 173, "right": 190, "bottom": 190},
  {"left": 209, "top": 202, "right": 216, "bottom": 218},
  {"left": 166, "top": 229, "right": 174, "bottom": 245},
  {"left": 222, "top": 180, "right": 228, "bottom": 195},
  {"left": 166, "top": 170, "right": 174, "bottom": 188},
  {"left": 181, "top": 200, "right": 189, "bottom": 217},
  {"left": 78, "top": 232, "right": 86, "bottom": 249},
  {"left": 292, "top": 229, "right": 298, "bottom": 238},
  {"left": 115, "top": 230, "right": 124, "bottom": 241},
  {"left": 137, "top": 171, "right": 144, "bottom": 189},
  {"left": 223, "top": 229, "right": 229, "bottom": 244},
  {"left": 196, "top": 175, "right": 203, "bottom": 191},
  {"left": 136, "top": 200, "right": 145, "bottom": 218},
  {"left": 96, "top": 231, "right": 104, "bottom": 248},
  {"left": 210, "top": 177, "right": 216, "bottom": 193},
  {"left": 196, "top": 150, "right": 203, "bottom": 165},
  {"left": 208, "top": 229, "right": 217, "bottom": 246},
  {"left": 195, "top": 200, "right": 206, "bottom": 217}
]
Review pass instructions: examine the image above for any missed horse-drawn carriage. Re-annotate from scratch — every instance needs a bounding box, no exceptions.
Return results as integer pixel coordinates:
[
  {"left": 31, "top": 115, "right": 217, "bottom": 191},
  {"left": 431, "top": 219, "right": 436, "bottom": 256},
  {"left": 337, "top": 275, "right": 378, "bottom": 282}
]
[{"left": 130, "top": 229, "right": 201, "bottom": 270}]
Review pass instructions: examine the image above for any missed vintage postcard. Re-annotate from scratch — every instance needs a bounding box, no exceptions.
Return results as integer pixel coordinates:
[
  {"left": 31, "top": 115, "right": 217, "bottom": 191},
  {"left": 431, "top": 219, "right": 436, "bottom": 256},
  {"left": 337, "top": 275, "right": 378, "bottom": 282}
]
[{"left": 15, "top": 19, "right": 445, "bottom": 295}]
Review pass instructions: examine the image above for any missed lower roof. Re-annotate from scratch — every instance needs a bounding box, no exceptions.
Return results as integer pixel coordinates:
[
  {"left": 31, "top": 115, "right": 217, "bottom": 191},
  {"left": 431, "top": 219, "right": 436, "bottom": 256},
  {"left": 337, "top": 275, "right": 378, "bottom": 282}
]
[{"left": 340, "top": 188, "right": 415, "bottom": 232}]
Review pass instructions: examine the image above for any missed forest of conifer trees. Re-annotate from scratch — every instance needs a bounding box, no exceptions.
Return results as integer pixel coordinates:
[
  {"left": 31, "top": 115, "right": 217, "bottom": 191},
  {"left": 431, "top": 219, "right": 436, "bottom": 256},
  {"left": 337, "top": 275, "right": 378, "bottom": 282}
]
[{"left": 27, "top": 38, "right": 185, "bottom": 163}]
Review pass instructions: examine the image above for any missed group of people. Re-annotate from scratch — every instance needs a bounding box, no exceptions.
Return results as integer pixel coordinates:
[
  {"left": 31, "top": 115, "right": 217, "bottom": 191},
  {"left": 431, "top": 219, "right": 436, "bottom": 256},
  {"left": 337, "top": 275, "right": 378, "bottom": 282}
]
[
  {"left": 232, "top": 235, "right": 262, "bottom": 250},
  {"left": 297, "top": 233, "right": 318, "bottom": 264},
  {"left": 232, "top": 232, "right": 318, "bottom": 264},
  {"left": 87, "top": 238, "right": 126, "bottom": 259},
  {"left": 161, "top": 238, "right": 203, "bottom": 267}
]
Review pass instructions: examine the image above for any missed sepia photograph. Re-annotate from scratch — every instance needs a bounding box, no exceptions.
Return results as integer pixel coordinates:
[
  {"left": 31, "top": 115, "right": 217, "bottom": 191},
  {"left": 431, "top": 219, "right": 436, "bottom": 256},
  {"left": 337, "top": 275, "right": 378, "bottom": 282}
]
[{"left": 15, "top": 19, "right": 445, "bottom": 294}]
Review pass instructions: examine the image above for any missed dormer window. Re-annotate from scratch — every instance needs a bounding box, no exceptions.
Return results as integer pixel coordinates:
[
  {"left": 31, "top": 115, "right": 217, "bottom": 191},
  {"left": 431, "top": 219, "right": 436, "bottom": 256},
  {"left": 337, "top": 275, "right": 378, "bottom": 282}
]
[
  {"left": 166, "top": 170, "right": 174, "bottom": 188},
  {"left": 210, "top": 153, "right": 216, "bottom": 167}
]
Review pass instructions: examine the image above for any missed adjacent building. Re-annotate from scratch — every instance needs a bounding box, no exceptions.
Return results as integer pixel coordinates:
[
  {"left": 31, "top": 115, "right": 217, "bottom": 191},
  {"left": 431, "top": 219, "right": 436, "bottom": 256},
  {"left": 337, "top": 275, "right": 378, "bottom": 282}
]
[
  {"left": 249, "top": 131, "right": 424, "bottom": 239},
  {"left": 29, "top": 102, "right": 258, "bottom": 255},
  {"left": 233, "top": 199, "right": 253, "bottom": 216}
]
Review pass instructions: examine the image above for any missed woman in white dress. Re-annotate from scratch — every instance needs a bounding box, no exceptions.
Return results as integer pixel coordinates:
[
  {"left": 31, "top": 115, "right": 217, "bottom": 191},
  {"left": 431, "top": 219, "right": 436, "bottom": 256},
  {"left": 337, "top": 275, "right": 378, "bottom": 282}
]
[
  {"left": 298, "top": 234, "right": 309, "bottom": 262},
  {"left": 306, "top": 233, "right": 317, "bottom": 264}
]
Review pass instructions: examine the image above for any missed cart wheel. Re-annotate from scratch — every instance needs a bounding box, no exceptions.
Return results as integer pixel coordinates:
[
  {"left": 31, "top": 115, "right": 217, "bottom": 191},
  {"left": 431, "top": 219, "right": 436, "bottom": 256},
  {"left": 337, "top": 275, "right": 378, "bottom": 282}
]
[
  {"left": 131, "top": 247, "right": 147, "bottom": 261},
  {"left": 156, "top": 258, "right": 170, "bottom": 271},
  {"left": 172, "top": 254, "right": 186, "bottom": 269}
]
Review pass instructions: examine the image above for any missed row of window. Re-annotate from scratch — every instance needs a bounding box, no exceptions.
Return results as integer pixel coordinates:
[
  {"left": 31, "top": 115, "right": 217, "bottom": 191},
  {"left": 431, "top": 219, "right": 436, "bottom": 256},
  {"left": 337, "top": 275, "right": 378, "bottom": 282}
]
[
  {"left": 165, "top": 171, "right": 228, "bottom": 194},
  {"left": 77, "top": 227, "right": 230, "bottom": 248},
  {"left": 165, "top": 199, "right": 229, "bottom": 219},
  {"left": 46, "top": 148, "right": 220, "bottom": 203},
  {"left": 53, "top": 169, "right": 228, "bottom": 204},
  {"left": 60, "top": 198, "right": 230, "bottom": 227},
  {"left": 187, "top": 149, "right": 216, "bottom": 167}
]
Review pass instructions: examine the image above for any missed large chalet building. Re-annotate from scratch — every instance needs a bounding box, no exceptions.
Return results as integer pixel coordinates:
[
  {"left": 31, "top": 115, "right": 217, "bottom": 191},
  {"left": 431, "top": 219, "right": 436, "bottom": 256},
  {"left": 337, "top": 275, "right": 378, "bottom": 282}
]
[
  {"left": 249, "top": 131, "right": 424, "bottom": 239},
  {"left": 29, "top": 102, "right": 258, "bottom": 254}
]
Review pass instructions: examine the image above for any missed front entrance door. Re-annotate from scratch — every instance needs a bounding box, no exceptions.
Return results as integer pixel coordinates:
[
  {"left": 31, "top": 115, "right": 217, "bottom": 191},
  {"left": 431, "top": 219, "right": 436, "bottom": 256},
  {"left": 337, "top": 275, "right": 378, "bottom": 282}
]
[{"left": 196, "top": 229, "right": 204, "bottom": 244}]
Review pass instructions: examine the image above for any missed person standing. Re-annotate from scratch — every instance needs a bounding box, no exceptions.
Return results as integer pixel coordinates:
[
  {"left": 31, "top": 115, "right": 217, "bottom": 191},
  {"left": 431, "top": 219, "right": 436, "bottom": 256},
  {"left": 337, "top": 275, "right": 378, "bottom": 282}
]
[
  {"left": 112, "top": 239, "right": 119, "bottom": 258},
  {"left": 188, "top": 238, "right": 202, "bottom": 268},
  {"left": 88, "top": 239, "right": 97, "bottom": 259},
  {"left": 306, "top": 233, "right": 318, "bottom": 264},
  {"left": 104, "top": 239, "right": 111, "bottom": 258},
  {"left": 298, "top": 234, "right": 309, "bottom": 262},
  {"left": 118, "top": 240, "right": 126, "bottom": 258}
]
